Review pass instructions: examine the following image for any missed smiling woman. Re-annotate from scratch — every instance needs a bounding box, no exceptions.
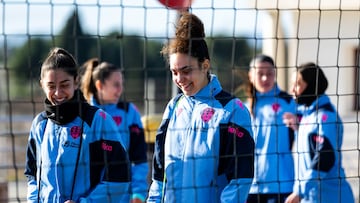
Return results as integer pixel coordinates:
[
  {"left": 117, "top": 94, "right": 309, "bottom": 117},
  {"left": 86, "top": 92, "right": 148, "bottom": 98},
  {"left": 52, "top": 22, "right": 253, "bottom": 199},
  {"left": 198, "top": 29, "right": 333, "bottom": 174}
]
[
  {"left": 40, "top": 49, "right": 78, "bottom": 106},
  {"left": 147, "top": 12, "right": 255, "bottom": 203},
  {"left": 24, "top": 47, "right": 132, "bottom": 202}
]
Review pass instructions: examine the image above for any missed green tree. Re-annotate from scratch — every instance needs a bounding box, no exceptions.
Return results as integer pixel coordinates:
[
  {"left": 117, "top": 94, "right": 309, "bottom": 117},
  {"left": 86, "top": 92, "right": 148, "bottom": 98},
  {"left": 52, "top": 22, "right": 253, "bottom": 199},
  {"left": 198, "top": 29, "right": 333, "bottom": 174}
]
[
  {"left": 53, "top": 9, "right": 93, "bottom": 65},
  {"left": 8, "top": 38, "right": 51, "bottom": 97},
  {"left": 207, "top": 36, "right": 256, "bottom": 94},
  {"left": 6, "top": 8, "right": 255, "bottom": 107}
]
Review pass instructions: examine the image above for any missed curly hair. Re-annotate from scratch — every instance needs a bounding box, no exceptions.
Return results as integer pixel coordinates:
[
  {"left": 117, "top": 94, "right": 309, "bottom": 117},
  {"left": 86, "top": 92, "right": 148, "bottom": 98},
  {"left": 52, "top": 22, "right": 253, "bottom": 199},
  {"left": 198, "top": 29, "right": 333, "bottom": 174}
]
[{"left": 161, "top": 12, "right": 210, "bottom": 63}]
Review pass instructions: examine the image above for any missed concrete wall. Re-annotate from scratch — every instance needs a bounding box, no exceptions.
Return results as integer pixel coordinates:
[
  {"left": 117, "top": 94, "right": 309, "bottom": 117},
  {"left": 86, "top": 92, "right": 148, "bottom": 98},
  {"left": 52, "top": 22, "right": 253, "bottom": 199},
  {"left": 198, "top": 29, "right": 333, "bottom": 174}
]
[{"left": 256, "top": 0, "right": 360, "bottom": 116}]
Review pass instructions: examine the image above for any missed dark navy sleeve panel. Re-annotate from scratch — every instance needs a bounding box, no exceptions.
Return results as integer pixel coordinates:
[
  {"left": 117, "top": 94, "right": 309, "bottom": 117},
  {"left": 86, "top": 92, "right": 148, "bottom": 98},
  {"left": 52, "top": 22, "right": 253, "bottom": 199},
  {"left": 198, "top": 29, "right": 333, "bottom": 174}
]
[
  {"left": 89, "top": 139, "right": 131, "bottom": 189},
  {"left": 308, "top": 133, "right": 335, "bottom": 172},
  {"left": 80, "top": 103, "right": 98, "bottom": 127},
  {"left": 218, "top": 123, "right": 255, "bottom": 181},
  {"left": 127, "top": 102, "right": 147, "bottom": 164},
  {"left": 214, "top": 90, "right": 234, "bottom": 107},
  {"left": 278, "top": 90, "right": 294, "bottom": 104},
  {"left": 24, "top": 112, "right": 48, "bottom": 180},
  {"left": 32, "top": 111, "right": 48, "bottom": 126},
  {"left": 279, "top": 90, "right": 296, "bottom": 150},
  {"left": 152, "top": 118, "right": 170, "bottom": 182},
  {"left": 308, "top": 103, "right": 335, "bottom": 115},
  {"left": 24, "top": 138, "right": 37, "bottom": 180},
  {"left": 117, "top": 101, "right": 130, "bottom": 112},
  {"left": 152, "top": 94, "right": 183, "bottom": 182},
  {"left": 288, "top": 127, "right": 295, "bottom": 151},
  {"left": 128, "top": 124, "right": 147, "bottom": 164}
]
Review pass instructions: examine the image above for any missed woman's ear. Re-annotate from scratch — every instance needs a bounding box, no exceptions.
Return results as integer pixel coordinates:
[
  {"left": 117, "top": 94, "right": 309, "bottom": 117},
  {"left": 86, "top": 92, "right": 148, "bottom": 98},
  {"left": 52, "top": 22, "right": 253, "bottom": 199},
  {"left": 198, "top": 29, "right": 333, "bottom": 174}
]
[
  {"left": 95, "top": 80, "right": 102, "bottom": 91},
  {"left": 74, "top": 76, "right": 80, "bottom": 89},
  {"left": 248, "top": 69, "right": 253, "bottom": 83},
  {"left": 202, "top": 59, "right": 210, "bottom": 72}
]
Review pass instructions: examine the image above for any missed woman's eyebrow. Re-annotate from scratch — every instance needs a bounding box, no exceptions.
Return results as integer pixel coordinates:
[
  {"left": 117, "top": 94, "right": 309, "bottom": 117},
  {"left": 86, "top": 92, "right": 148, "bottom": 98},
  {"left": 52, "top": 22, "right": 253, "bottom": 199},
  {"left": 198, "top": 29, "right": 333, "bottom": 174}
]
[{"left": 171, "top": 65, "right": 191, "bottom": 72}]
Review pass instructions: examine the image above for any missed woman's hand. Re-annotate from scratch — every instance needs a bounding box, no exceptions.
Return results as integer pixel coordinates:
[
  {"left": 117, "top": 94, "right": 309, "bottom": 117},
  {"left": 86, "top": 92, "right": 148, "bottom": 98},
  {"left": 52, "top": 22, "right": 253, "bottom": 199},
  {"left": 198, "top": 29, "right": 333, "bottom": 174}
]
[
  {"left": 283, "top": 112, "right": 299, "bottom": 131},
  {"left": 131, "top": 198, "right": 144, "bottom": 203},
  {"left": 285, "top": 192, "right": 300, "bottom": 203},
  {"left": 64, "top": 200, "right": 75, "bottom": 203}
]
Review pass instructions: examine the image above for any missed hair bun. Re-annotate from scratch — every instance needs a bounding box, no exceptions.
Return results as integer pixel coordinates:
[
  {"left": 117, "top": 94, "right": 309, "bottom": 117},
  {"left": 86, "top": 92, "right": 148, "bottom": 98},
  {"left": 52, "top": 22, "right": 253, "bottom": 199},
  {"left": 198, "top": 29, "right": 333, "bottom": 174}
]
[
  {"left": 175, "top": 12, "right": 205, "bottom": 40},
  {"left": 161, "top": 12, "right": 210, "bottom": 61}
]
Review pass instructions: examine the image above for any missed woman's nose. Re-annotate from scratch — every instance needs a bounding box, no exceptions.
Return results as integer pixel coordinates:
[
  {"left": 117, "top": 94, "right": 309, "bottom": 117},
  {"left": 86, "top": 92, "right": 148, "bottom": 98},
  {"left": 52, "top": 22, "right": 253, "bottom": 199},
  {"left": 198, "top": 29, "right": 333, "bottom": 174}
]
[
  {"left": 261, "top": 75, "right": 267, "bottom": 81},
  {"left": 54, "top": 87, "right": 61, "bottom": 96},
  {"left": 176, "top": 73, "right": 185, "bottom": 83}
]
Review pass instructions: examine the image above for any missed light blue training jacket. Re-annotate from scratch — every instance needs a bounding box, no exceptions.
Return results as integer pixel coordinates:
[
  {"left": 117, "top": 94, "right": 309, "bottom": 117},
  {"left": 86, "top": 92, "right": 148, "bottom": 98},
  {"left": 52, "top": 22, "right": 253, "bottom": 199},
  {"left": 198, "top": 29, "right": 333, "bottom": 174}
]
[
  {"left": 147, "top": 75, "right": 255, "bottom": 203},
  {"left": 293, "top": 95, "right": 354, "bottom": 203},
  {"left": 249, "top": 85, "right": 296, "bottom": 194},
  {"left": 91, "top": 97, "right": 149, "bottom": 201},
  {"left": 25, "top": 93, "right": 131, "bottom": 203}
]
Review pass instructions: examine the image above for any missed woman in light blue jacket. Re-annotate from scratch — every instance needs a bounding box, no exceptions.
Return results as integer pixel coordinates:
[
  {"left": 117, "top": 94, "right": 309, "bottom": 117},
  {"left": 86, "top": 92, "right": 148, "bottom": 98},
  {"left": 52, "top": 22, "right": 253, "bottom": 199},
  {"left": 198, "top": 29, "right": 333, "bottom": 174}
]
[
  {"left": 147, "top": 12, "right": 255, "bottom": 203},
  {"left": 24, "top": 47, "right": 131, "bottom": 203},
  {"left": 284, "top": 63, "right": 354, "bottom": 203},
  {"left": 81, "top": 59, "right": 149, "bottom": 203},
  {"left": 246, "top": 55, "right": 296, "bottom": 203}
]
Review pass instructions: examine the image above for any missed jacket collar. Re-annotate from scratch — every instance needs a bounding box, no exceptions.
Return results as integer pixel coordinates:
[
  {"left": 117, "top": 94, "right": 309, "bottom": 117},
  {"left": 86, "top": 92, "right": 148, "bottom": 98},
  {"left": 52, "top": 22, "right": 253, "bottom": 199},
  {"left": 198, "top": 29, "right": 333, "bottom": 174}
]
[{"left": 189, "top": 74, "right": 222, "bottom": 101}]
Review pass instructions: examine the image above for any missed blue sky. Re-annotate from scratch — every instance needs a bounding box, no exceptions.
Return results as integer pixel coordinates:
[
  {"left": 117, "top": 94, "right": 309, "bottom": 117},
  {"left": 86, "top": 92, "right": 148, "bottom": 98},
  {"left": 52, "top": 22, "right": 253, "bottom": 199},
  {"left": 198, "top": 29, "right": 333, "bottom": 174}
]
[{"left": 1, "top": 0, "right": 263, "bottom": 39}]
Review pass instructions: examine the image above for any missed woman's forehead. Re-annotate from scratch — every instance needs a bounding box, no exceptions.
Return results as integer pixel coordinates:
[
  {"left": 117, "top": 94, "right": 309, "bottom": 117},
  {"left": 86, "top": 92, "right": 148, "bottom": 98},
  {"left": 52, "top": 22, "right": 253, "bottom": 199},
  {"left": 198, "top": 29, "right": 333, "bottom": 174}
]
[
  {"left": 42, "top": 69, "right": 73, "bottom": 81},
  {"left": 169, "top": 53, "right": 197, "bottom": 69}
]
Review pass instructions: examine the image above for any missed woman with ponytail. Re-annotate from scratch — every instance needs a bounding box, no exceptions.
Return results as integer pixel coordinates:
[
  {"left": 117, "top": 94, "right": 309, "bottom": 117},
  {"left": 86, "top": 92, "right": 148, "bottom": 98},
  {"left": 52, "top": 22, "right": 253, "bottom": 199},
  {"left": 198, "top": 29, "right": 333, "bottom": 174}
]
[
  {"left": 80, "top": 59, "right": 149, "bottom": 203},
  {"left": 246, "top": 55, "right": 296, "bottom": 203},
  {"left": 24, "top": 48, "right": 131, "bottom": 202},
  {"left": 147, "top": 12, "right": 255, "bottom": 203}
]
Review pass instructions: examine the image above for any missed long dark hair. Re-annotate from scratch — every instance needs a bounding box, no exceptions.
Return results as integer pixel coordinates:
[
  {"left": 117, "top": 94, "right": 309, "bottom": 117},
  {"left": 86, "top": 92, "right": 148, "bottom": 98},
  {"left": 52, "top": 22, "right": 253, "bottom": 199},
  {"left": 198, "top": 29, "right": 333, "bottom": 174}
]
[{"left": 296, "top": 62, "right": 328, "bottom": 106}]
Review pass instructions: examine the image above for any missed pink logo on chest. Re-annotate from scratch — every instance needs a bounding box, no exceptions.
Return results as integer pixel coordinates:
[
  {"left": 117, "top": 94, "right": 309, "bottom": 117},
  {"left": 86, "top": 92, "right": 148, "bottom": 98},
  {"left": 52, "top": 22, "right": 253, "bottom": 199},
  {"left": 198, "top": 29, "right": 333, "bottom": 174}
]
[
  {"left": 201, "top": 107, "right": 215, "bottom": 122},
  {"left": 113, "top": 116, "right": 122, "bottom": 126},
  {"left": 177, "top": 108, "right": 183, "bottom": 116},
  {"left": 321, "top": 114, "right": 328, "bottom": 122},
  {"left": 70, "top": 126, "right": 81, "bottom": 139},
  {"left": 272, "top": 103, "right": 280, "bottom": 112}
]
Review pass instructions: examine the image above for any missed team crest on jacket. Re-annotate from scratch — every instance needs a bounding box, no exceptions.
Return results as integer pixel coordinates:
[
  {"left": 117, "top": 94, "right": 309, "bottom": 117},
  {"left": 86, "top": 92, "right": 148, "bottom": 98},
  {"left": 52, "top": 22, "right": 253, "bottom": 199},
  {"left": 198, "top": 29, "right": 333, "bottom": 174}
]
[
  {"left": 70, "top": 126, "right": 81, "bottom": 139},
  {"left": 201, "top": 107, "right": 215, "bottom": 122},
  {"left": 236, "top": 99, "right": 244, "bottom": 109},
  {"left": 321, "top": 114, "right": 328, "bottom": 122},
  {"left": 99, "top": 111, "right": 107, "bottom": 119},
  {"left": 113, "top": 116, "right": 122, "bottom": 126},
  {"left": 177, "top": 108, "right": 183, "bottom": 116},
  {"left": 272, "top": 103, "right": 280, "bottom": 112}
]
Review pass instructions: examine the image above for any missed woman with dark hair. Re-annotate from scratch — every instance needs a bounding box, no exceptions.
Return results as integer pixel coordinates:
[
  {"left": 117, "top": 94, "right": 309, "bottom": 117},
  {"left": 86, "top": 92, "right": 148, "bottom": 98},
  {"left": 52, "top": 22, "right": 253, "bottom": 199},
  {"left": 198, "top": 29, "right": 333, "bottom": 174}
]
[
  {"left": 24, "top": 47, "right": 131, "bottom": 203},
  {"left": 283, "top": 63, "right": 354, "bottom": 203},
  {"left": 147, "top": 12, "right": 255, "bottom": 203},
  {"left": 246, "top": 54, "right": 296, "bottom": 203}
]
